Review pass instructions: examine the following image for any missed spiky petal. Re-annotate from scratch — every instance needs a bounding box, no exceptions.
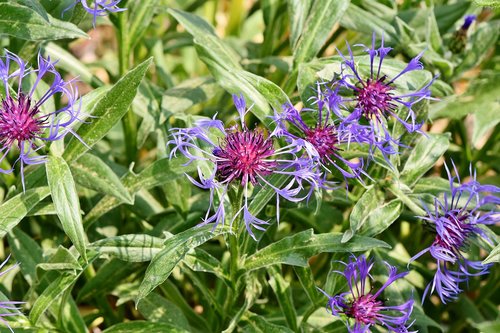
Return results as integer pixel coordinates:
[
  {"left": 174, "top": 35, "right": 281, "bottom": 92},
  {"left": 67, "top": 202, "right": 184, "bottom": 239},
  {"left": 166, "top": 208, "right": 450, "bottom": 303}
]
[
  {"left": 410, "top": 161, "right": 499, "bottom": 304},
  {"left": 318, "top": 255, "right": 415, "bottom": 333}
]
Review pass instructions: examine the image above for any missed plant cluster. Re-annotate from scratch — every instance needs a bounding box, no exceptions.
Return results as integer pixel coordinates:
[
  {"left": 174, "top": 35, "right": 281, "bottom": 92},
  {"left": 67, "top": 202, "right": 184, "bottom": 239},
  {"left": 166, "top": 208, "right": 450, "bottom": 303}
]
[{"left": 0, "top": 1, "right": 498, "bottom": 332}]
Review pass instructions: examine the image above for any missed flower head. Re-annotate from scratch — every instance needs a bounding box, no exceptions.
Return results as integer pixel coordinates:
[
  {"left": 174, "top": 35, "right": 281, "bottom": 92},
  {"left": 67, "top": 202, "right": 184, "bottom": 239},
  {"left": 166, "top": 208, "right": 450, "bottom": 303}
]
[
  {"left": 64, "top": 0, "right": 126, "bottom": 27},
  {"left": 272, "top": 86, "right": 367, "bottom": 187},
  {"left": 0, "top": 255, "right": 25, "bottom": 332},
  {"left": 318, "top": 255, "right": 415, "bottom": 333},
  {"left": 0, "top": 50, "right": 82, "bottom": 189},
  {"left": 325, "top": 33, "right": 434, "bottom": 158},
  {"left": 168, "top": 94, "right": 318, "bottom": 239},
  {"left": 410, "top": 162, "right": 499, "bottom": 303}
]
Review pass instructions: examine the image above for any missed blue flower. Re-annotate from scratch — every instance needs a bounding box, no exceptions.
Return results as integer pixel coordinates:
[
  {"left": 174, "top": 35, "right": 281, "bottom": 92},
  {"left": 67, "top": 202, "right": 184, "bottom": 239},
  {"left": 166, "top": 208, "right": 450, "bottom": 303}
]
[
  {"left": 168, "top": 94, "right": 319, "bottom": 239},
  {"left": 0, "top": 255, "right": 24, "bottom": 332},
  {"left": 65, "top": 1, "right": 126, "bottom": 27},
  {"left": 410, "top": 162, "right": 499, "bottom": 303},
  {"left": 323, "top": 33, "right": 434, "bottom": 159},
  {"left": 0, "top": 51, "right": 83, "bottom": 189},
  {"left": 318, "top": 255, "right": 415, "bottom": 333}
]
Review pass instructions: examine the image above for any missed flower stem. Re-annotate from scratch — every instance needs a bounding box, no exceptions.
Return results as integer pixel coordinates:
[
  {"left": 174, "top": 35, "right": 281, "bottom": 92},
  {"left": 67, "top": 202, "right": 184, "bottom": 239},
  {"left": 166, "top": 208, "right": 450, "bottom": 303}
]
[
  {"left": 117, "top": 10, "right": 137, "bottom": 163},
  {"left": 387, "top": 182, "right": 426, "bottom": 216}
]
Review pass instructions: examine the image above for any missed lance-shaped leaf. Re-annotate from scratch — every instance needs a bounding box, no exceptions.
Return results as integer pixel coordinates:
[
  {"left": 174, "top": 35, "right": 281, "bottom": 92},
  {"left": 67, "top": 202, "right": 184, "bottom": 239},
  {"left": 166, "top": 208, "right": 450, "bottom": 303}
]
[
  {"left": 0, "top": 187, "right": 50, "bottom": 238},
  {"left": 89, "top": 234, "right": 164, "bottom": 262},
  {"left": 293, "top": 0, "right": 350, "bottom": 65},
  {"left": 71, "top": 154, "right": 133, "bottom": 204},
  {"left": 0, "top": 3, "right": 87, "bottom": 40},
  {"left": 244, "top": 229, "right": 390, "bottom": 271},
  {"left": 400, "top": 133, "right": 450, "bottom": 187},
  {"left": 63, "top": 58, "right": 152, "bottom": 162},
  {"left": 167, "top": 9, "right": 288, "bottom": 121},
  {"left": 46, "top": 156, "right": 87, "bottom": 261},
  {"left": 136, "top": 225, "right": 230, "bottom": 303}
]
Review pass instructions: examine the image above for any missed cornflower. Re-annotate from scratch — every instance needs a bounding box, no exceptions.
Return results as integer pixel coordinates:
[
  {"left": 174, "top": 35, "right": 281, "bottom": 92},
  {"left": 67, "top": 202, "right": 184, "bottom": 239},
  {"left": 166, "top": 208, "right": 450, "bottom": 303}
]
[
  {"left": 324, "top": 33, "right": 434, "bottom": 158},
  {"left": 64, "top": 0, "right": 126, "bottom": 27},
  {"left": 168, "top": 95, "right": 319, "bottom": 239},
  {"left": 318, "top": 255, "right": 415, "bottom": 333},
  {"left": 410, "top": 162, "right": 499, "bottom": 303},
  {"left": 0, "top": 255, "right": 25, "bottom": 333},
  {"left": 271, "top": 100, "right": 363, "bottom": 190},
  {"left": 0, "top": 51, "right": 82, "bottom": 189}
]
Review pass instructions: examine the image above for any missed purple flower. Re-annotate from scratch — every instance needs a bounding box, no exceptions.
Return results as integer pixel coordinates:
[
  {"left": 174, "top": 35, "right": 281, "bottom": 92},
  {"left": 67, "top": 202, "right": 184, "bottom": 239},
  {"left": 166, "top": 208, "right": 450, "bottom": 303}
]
[
  {"left": 168, "top": 94, "right": 319, "bottom": 239},
  {"left": 0, "top": 255, "right": 25, "bottom": 332},
  {"left": 410, "top": 162, "right": 499, "bottom": 304},
  {"left": 271, "top": 91, "right": 366, "bottom": 187},
  {"left": 325, "top": 33, "right": 434, "bottom": 157},
  {"left": 64, "top": 0, "right": 126, "bottom": 27},
  {"left": 461, "top": 15, "right": 476, "bottom": 30},
  {"left": 318, "top": 255, "right": 415, "bottom": 333},
  {"left": 0, "top": 50, "right": 82, "bottom": 189}
]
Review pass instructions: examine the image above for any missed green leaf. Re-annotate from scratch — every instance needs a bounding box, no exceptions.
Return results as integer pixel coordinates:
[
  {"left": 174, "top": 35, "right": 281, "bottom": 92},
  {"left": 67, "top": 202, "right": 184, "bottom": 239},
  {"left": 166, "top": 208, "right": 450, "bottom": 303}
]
[
  {"left": 268, "top": 266, "right": 297, "bottom": 331},
  {"left": 168, "top": 8, "right": 288, "bottom": 122},
  {"left": 244, "top": 229, "right": 390, "bottom": 271},
  {"left": 0, "top": 186, "right": 50, "bottom": 239},
  {"left": 37, "top": 245, "right": 82, "bottom": 272},
  {"left": 400, "top": 133, "right": 450, "bottom": 187},
  {"left": 243, "top": 315, "right": 294, "bottom": 333},
  {"left": 456, "top": 21, "right": 500, "bottom": 74},
  {"left": 358, "top": 200, "right": 402, "bottom": 238},
  {"left": 137, "top": 293, "right": 190, "bottom": 330},
  {"left": 128, "top": 0, "right": 161, "bottom": 48},
  {"left": 63, "top": 58, "right": 152, "bottom": 162},
  {"left": 46, "top": 156, "right": 87, "bottom": 261},
  {"left": 102, "top": 322, "right": 188, "bottom": 333},
  {"left": 293, "top": 0, "right": 349, "bottom": 65},
  {"left": 287, "top": 0, "right": 313, "bottom": 50},
  {"left": 89, "top": 234, "right": 164, "bottom": 262},
  {"left": 7, "top": 228, "right": 43, "bottom": 285},
  {"left": 0, "top": 3, "right": 87, "bottom": 40},
  {"left": 473, "top": 0, "right": 500, "bottom": 7},
  {"left": 482, "top": 243, "right": 500, "bottom": 265},
  {"left": 77, "top": 259, "right": 139, "bottom": 302},
  {"left": 84, "top": 157, "right": 198, "bottom": 226},
  {"left": 183, "top": 248, "right": 229, "bottom": 283},
  {"left": 71, "top": 154, "right": 133, "bottom": 204},
  {"left": 29, "top": 253, "right": 97, "bottom": 324},
  {"left": 136, "top": 225, "right": 230, "bottom": 303},
  {"left": 470, "top": 320, "right": 500, "bottom": 333},
  {"left": 342, "top": 186, "right": 384, "bottom": 243},
  {"left": 340, "top": 4, "right": 397, "bottom": 42}
]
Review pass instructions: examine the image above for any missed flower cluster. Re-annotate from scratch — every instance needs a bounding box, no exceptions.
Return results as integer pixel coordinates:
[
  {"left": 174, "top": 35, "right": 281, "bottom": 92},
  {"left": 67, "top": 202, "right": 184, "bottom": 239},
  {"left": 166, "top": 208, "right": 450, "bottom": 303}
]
[
  {"left": 168, "top": 95, "right": 319, "bottom": 239},
  {"left": 0, "top": 50, "right": 82, "bottom": 189},
  {"left": 65, "top": 0, "right": 126, "bottom": 27},
  {"left": 318, "top": 255, "right": 415, "bottom": 333},
  {"left": 410, "top": 162, "right": 499, "bottom": 304}
]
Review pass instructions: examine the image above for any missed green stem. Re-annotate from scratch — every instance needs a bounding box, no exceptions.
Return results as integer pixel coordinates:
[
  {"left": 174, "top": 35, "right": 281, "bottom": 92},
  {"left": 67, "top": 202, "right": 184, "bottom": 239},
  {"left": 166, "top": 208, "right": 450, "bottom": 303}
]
[
  {"left": 387, "top": 183, "right": 426, "bottom": 216},
  {"left": 117, "top": 10, "right": 137, "bottom": 163},
  {"left": 83, "top": 265, "right": 118, "bottom": 325}
]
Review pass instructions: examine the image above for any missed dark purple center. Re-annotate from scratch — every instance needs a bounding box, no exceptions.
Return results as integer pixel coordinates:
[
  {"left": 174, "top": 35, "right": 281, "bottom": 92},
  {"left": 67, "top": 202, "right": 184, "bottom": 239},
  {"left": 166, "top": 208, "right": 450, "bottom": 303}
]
[
  {"left": 433, "top": 212, "right": 471, "bottom": 251},
  {"left": 213, "top": 130, "right": 276, "bottom": 185},
  {"left": 304, "top": 125, "right": 339, "bottom": 161},
  {"left": 346, "top": 294, "right": 383, "bottom": 325},
  {"left": 355, "top": 78, "right": 395, "bottom": 120},
  {"left": 0, "top": 93, "right": 45, "bottom": 146}
]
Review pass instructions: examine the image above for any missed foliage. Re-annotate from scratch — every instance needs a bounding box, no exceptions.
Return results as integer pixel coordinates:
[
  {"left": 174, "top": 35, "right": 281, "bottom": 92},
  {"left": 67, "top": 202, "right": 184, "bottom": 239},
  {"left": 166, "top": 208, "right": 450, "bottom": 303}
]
[{"left": 0, "top": 0, "right": 498, "bottom": 332}]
